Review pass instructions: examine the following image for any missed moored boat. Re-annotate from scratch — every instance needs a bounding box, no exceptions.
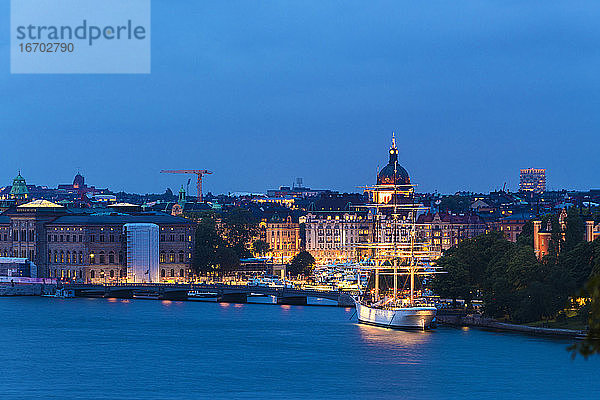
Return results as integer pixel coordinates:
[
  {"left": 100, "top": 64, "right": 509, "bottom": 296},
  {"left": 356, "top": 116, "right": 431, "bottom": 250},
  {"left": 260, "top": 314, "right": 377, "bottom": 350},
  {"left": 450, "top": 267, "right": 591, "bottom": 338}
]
[{"left": 355, "top": 300, "right": 436, "bottom": 330}]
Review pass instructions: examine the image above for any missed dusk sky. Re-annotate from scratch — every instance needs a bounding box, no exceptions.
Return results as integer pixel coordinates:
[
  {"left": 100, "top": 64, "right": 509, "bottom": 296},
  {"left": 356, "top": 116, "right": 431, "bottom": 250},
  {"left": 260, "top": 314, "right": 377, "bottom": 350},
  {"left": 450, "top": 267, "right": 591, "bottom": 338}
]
[{"left": 2, "top": 1, "right": 599, "bottom": 196}]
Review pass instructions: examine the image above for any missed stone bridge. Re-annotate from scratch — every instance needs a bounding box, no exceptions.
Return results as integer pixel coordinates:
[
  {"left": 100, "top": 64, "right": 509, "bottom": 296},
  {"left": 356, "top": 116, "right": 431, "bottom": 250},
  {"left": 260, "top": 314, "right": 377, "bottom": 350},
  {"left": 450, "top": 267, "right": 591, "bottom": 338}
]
[{"left": 64, "top": 283, "right": 356, "bottom": 307}]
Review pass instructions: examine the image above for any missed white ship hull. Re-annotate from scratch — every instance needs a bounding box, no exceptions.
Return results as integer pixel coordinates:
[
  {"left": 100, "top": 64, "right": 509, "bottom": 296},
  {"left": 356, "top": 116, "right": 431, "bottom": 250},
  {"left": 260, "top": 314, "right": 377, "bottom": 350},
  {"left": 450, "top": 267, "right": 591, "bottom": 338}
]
[{"left": 355, "top": 301, "right": 436, "bottom": 330}]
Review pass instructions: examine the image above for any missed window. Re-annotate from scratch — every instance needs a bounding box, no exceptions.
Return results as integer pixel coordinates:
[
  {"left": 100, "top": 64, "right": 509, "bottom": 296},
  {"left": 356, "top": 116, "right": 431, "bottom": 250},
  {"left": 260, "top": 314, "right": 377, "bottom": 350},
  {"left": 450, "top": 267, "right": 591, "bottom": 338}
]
[
  {"left": 179, "top": 269, "right": 184, "bottom": 277},
  {"left": 169, "top": 251, "right": 175, "bottom": 263},
  {"left": 109, "top": 270, "right": 114, "bottom": 278},
  {"left": 119, "top": 251, "right": 123, "bottom": 263},
  {"left": 48, "top": 250, "right": 51, "bottom": 262},
  {"left": 170, "top": 234, "right": 175, "bottom": 242},
  {"left": 66, "top": 235, "right": 70, "bottom": 242},
  {"left": 160, "top": 252, "right": 166, "bottom": 263},
  {"left": 29, "top": 230, "right": 34, "bottom": 241},
  {"left": 178, "top": 251, "right": 184, "bottom": 263},
  {"left": 179, "top": 234, "right": 184, "bottom": 242},
  {"left": 54, "top": 251, "right": 58, "bottom": 263},
  {"left": 100, "top": 235, "right": 105, "bottom": 243},
  {"left": 22, "top": 230, "right": 26, "bottom": 241},
  {"left": 79, "top": 235, "right": 83, "bottom": 242},
  {"left": 160, "top": 269, "right": 165, "bottom": 278},
  {"left": 54, "top": 235, "right": 57, "bottom": 242},
  {"left": 79, "top": 252, "right": 83, "bottom": 264},
  {"left": 170, "top": 269, "right": 174, "bottom": 277},
  {"left": 90, "top": 253, "right": 95, "bottom": 264},
  {"left": 109, "top": 251, "right": 114, "bottom": 264},
  {"left": 60, "top": 251, "right": 64, "bottom": 263},
  {"left": 90, "top": 235, "right": 95, "bottom": 242},
  {"left": 99, "top": 251, "right": 105, "bottom": 264},
  {"left": 109, "top": 235, "right": 114, "bottom": 243},
  {"left": 60, "top": 235, "right": 63, "bottom": 242},
  {"left": 13, "top": 230, "right": 18, "bottom": 241},
  {"left": 160, "top": 234, "right": 165, "bottom": 242},
  {"left": 90, "top": 270, "right": 95, "bottom": 279}
]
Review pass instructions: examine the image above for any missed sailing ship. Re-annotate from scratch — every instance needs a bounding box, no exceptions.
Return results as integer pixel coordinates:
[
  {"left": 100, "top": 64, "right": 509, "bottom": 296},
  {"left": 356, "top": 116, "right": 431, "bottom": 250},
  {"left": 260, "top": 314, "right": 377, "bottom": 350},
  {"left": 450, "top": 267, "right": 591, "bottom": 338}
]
[{"left": 352, "top": 134, "right": 441, "bottom": 330}]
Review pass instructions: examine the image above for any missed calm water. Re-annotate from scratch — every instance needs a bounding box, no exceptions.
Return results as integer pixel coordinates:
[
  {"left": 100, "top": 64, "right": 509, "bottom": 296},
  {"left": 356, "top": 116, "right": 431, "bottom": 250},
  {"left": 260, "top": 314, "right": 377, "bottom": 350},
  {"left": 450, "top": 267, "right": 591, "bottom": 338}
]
[{"left": 0, "top": 298, "right": 598, "bottom": 400}]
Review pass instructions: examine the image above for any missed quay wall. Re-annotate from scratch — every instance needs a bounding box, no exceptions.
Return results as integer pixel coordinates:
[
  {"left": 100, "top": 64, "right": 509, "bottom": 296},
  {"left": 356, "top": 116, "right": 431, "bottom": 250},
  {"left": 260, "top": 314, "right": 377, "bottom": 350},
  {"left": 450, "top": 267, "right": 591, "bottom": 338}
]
[
  {"left": 0, "top": 283, "right": 56, "bottom": 296},
  {"left": 437, "top": 314, "right": 586, "bottom": 338}
]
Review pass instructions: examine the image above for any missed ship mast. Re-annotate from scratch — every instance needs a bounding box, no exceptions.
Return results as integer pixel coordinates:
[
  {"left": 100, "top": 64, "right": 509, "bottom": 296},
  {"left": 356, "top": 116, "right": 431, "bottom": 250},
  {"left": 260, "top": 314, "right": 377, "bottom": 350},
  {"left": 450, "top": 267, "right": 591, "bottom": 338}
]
[{"left": 392, "top": 134, "right": 398, "bottom": 302}]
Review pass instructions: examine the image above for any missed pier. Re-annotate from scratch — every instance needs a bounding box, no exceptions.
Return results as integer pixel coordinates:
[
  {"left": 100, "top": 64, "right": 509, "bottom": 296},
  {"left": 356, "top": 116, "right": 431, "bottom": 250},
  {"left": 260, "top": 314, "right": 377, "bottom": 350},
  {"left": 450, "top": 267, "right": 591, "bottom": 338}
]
[{"left": 62, "top": 283, "right": 356, "bottom": 307}]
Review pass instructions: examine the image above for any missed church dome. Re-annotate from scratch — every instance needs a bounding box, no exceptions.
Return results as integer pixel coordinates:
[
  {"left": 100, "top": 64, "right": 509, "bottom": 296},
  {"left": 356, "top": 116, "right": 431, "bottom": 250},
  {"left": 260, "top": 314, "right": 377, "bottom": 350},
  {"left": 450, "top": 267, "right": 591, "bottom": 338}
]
[
  {"left": 377, "top": 136, "right": 410, "bottom": 186},
  {"left": 10, "top": 172, "right": 29, "bottom": 196},
  {"left": 73, "top": 173, "right": 85, "bottom": 189}
]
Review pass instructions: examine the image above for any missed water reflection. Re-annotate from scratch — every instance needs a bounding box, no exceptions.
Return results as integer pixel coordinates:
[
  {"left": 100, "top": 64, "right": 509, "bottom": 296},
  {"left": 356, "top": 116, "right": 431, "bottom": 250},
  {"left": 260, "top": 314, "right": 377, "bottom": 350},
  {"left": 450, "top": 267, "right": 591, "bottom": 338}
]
[{"left": 357, "top": 323, "right": 433, "bottom": 348}]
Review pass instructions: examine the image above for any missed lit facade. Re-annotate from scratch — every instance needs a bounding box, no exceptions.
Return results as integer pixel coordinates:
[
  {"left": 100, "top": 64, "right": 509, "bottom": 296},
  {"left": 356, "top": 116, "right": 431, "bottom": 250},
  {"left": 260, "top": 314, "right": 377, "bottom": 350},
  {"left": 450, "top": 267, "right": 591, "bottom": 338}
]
[
  {"left": 259, "top": 215, "right": 301, "bottom": 263},
  {"left": 416, "top": 212, "right": 487, "bottom": 251},
  {"left": 0, "top": 200, "right": 194, "bottom": 283},
  {"left": 304, "top": 211, "right": 372, "bottom": 264},
  {"left": 520, "top": 168, "right": 546, "bottom": 193}
]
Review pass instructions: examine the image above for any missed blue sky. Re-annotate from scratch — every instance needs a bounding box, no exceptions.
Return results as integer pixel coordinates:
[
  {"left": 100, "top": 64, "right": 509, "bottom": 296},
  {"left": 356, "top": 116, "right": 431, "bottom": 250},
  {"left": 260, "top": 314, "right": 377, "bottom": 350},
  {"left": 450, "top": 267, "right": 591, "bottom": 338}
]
[{"left": 1, "top": 1, "right": 599, "bottom": 195}]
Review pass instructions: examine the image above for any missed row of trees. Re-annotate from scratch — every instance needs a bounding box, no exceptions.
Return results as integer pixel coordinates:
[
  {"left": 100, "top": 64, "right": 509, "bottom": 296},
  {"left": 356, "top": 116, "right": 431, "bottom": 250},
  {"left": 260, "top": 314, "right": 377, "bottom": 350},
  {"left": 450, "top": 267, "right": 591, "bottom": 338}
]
[{"left": 432, "top": 208, "right": 600, "bottom": 326}]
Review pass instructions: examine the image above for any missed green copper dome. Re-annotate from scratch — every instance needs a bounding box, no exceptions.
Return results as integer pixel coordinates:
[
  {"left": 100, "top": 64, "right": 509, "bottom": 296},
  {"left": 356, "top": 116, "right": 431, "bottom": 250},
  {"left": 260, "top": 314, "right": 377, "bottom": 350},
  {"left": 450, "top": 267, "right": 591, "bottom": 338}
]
[{"left": 10, "top": 172, "right": 29, "bottom": 196}]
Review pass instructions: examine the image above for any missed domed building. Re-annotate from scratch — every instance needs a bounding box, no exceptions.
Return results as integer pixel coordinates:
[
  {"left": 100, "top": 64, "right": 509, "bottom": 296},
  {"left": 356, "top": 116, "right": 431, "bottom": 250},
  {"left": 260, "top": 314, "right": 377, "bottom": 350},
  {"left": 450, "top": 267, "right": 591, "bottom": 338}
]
[
  {"left": 377, "top": 136, "right": 410, "bottom": 186},
  {"left": 73, "top": 173, "right": 85, "bottom": 189},
  {"left": 373, "top": 135, "right": 414, "bottom": 205},
  {"left": 9, "top": 172, "right": 29, "bottom": 202}
]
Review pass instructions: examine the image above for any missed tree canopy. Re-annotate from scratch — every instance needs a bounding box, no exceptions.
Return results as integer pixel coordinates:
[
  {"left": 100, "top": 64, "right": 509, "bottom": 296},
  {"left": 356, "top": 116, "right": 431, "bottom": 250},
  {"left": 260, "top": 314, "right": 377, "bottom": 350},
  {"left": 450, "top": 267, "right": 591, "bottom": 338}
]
[
  {"left": 288, "top": 251, "right": 315, "bottom": 277},
  {"left": 433, "top": 213, "right": 598, "bottom": 325}
]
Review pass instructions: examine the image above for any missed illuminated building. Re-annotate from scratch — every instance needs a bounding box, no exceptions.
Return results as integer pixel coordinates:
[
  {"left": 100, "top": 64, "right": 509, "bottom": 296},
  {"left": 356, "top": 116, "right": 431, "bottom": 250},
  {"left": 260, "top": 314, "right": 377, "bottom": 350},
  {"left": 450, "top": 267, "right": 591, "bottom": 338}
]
[
  {"left": 417, "top": 212, "right": 487, "bottom": 251},
  {"left": 303, "top": 192, "right": 371, "bottom": 264},
  {"left": 258, "top": 214, "right": 301, "bottom": 263},
  {"left": 125, "top": 223, "right": 160, "bottom": 283},
  {"left": 520, "top": 168, "right": 546, "bottom": 193},
  {"left": 533, "top": 208, "right": 567, "bottom": 259},
  {"left": 304, "top": 209, "right": 372, "bottom": 264},
  {"left": 0, "top": 200, "right": 194, "bottom": 282},
  {"left": 499, "top": 212, "right": 535, "bottom": 242}
]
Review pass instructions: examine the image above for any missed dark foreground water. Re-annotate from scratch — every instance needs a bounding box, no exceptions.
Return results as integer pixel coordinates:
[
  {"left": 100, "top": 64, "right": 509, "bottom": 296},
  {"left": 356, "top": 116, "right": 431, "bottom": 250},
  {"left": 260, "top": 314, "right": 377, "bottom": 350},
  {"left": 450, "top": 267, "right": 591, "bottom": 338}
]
[{"left": 0, "top": 298, "right": 598, "bottom": 400}]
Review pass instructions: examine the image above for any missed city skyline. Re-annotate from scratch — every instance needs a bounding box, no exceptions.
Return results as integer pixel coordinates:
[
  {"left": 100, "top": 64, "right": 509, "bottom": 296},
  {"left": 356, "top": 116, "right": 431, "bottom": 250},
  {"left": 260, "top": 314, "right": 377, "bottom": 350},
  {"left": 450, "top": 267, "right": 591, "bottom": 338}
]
[{"left": 2, "top": 1, "right": 599, "bottom": 195}]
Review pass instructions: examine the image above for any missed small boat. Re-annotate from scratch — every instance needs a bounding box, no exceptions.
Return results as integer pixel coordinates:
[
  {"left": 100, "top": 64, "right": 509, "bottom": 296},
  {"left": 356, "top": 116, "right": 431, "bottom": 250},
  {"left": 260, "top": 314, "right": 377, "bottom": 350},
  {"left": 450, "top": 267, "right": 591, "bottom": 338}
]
[{"left": 46, "top": 288, "right": 75, "bottom": 298}]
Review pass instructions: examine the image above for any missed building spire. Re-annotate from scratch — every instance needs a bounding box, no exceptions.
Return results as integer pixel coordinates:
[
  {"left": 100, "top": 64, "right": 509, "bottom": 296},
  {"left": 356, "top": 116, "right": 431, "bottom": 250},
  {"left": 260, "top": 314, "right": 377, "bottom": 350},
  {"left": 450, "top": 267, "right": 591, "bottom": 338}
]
[{"left": 391, "top": 132, "right": 396, "bottom": 150}]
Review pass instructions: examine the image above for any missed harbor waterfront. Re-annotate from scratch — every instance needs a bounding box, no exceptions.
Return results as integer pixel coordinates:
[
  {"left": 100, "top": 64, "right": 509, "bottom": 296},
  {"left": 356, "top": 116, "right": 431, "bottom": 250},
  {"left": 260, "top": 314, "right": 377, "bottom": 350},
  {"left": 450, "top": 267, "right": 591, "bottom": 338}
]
[{"left": 0, "top": 297, "right": 598, "bottom": 400}]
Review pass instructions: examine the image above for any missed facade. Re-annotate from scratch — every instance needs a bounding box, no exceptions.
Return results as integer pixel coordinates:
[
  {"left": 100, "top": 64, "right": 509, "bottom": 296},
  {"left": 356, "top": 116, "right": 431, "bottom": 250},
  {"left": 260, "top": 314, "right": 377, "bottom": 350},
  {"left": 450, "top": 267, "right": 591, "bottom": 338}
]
[
  {"left": 585, "top": 220, "right": 600, "bottom": 243},
  {"left": 520, "top": 168, "right": 546, "bottom": 193},
  {"left": 499, "top": 212, "right": 535, "bottom": 242},
  {"left": 0, "top": 200, "right": 195, "bottom": 283},
  {"left": 259, "top": 214, "right": 301, "bottom": 263},
  {"left": 416, "top": 212, "right": 487, "bottom": 252},
  {"left": 533, "top": 209, "right": 567, "bottom": 259},
  {"left": 304, "top": 210, "right": 371, "bottom": 264},
  {"left": 125, "top": 223, "right": 160, "bottom": 283}
]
